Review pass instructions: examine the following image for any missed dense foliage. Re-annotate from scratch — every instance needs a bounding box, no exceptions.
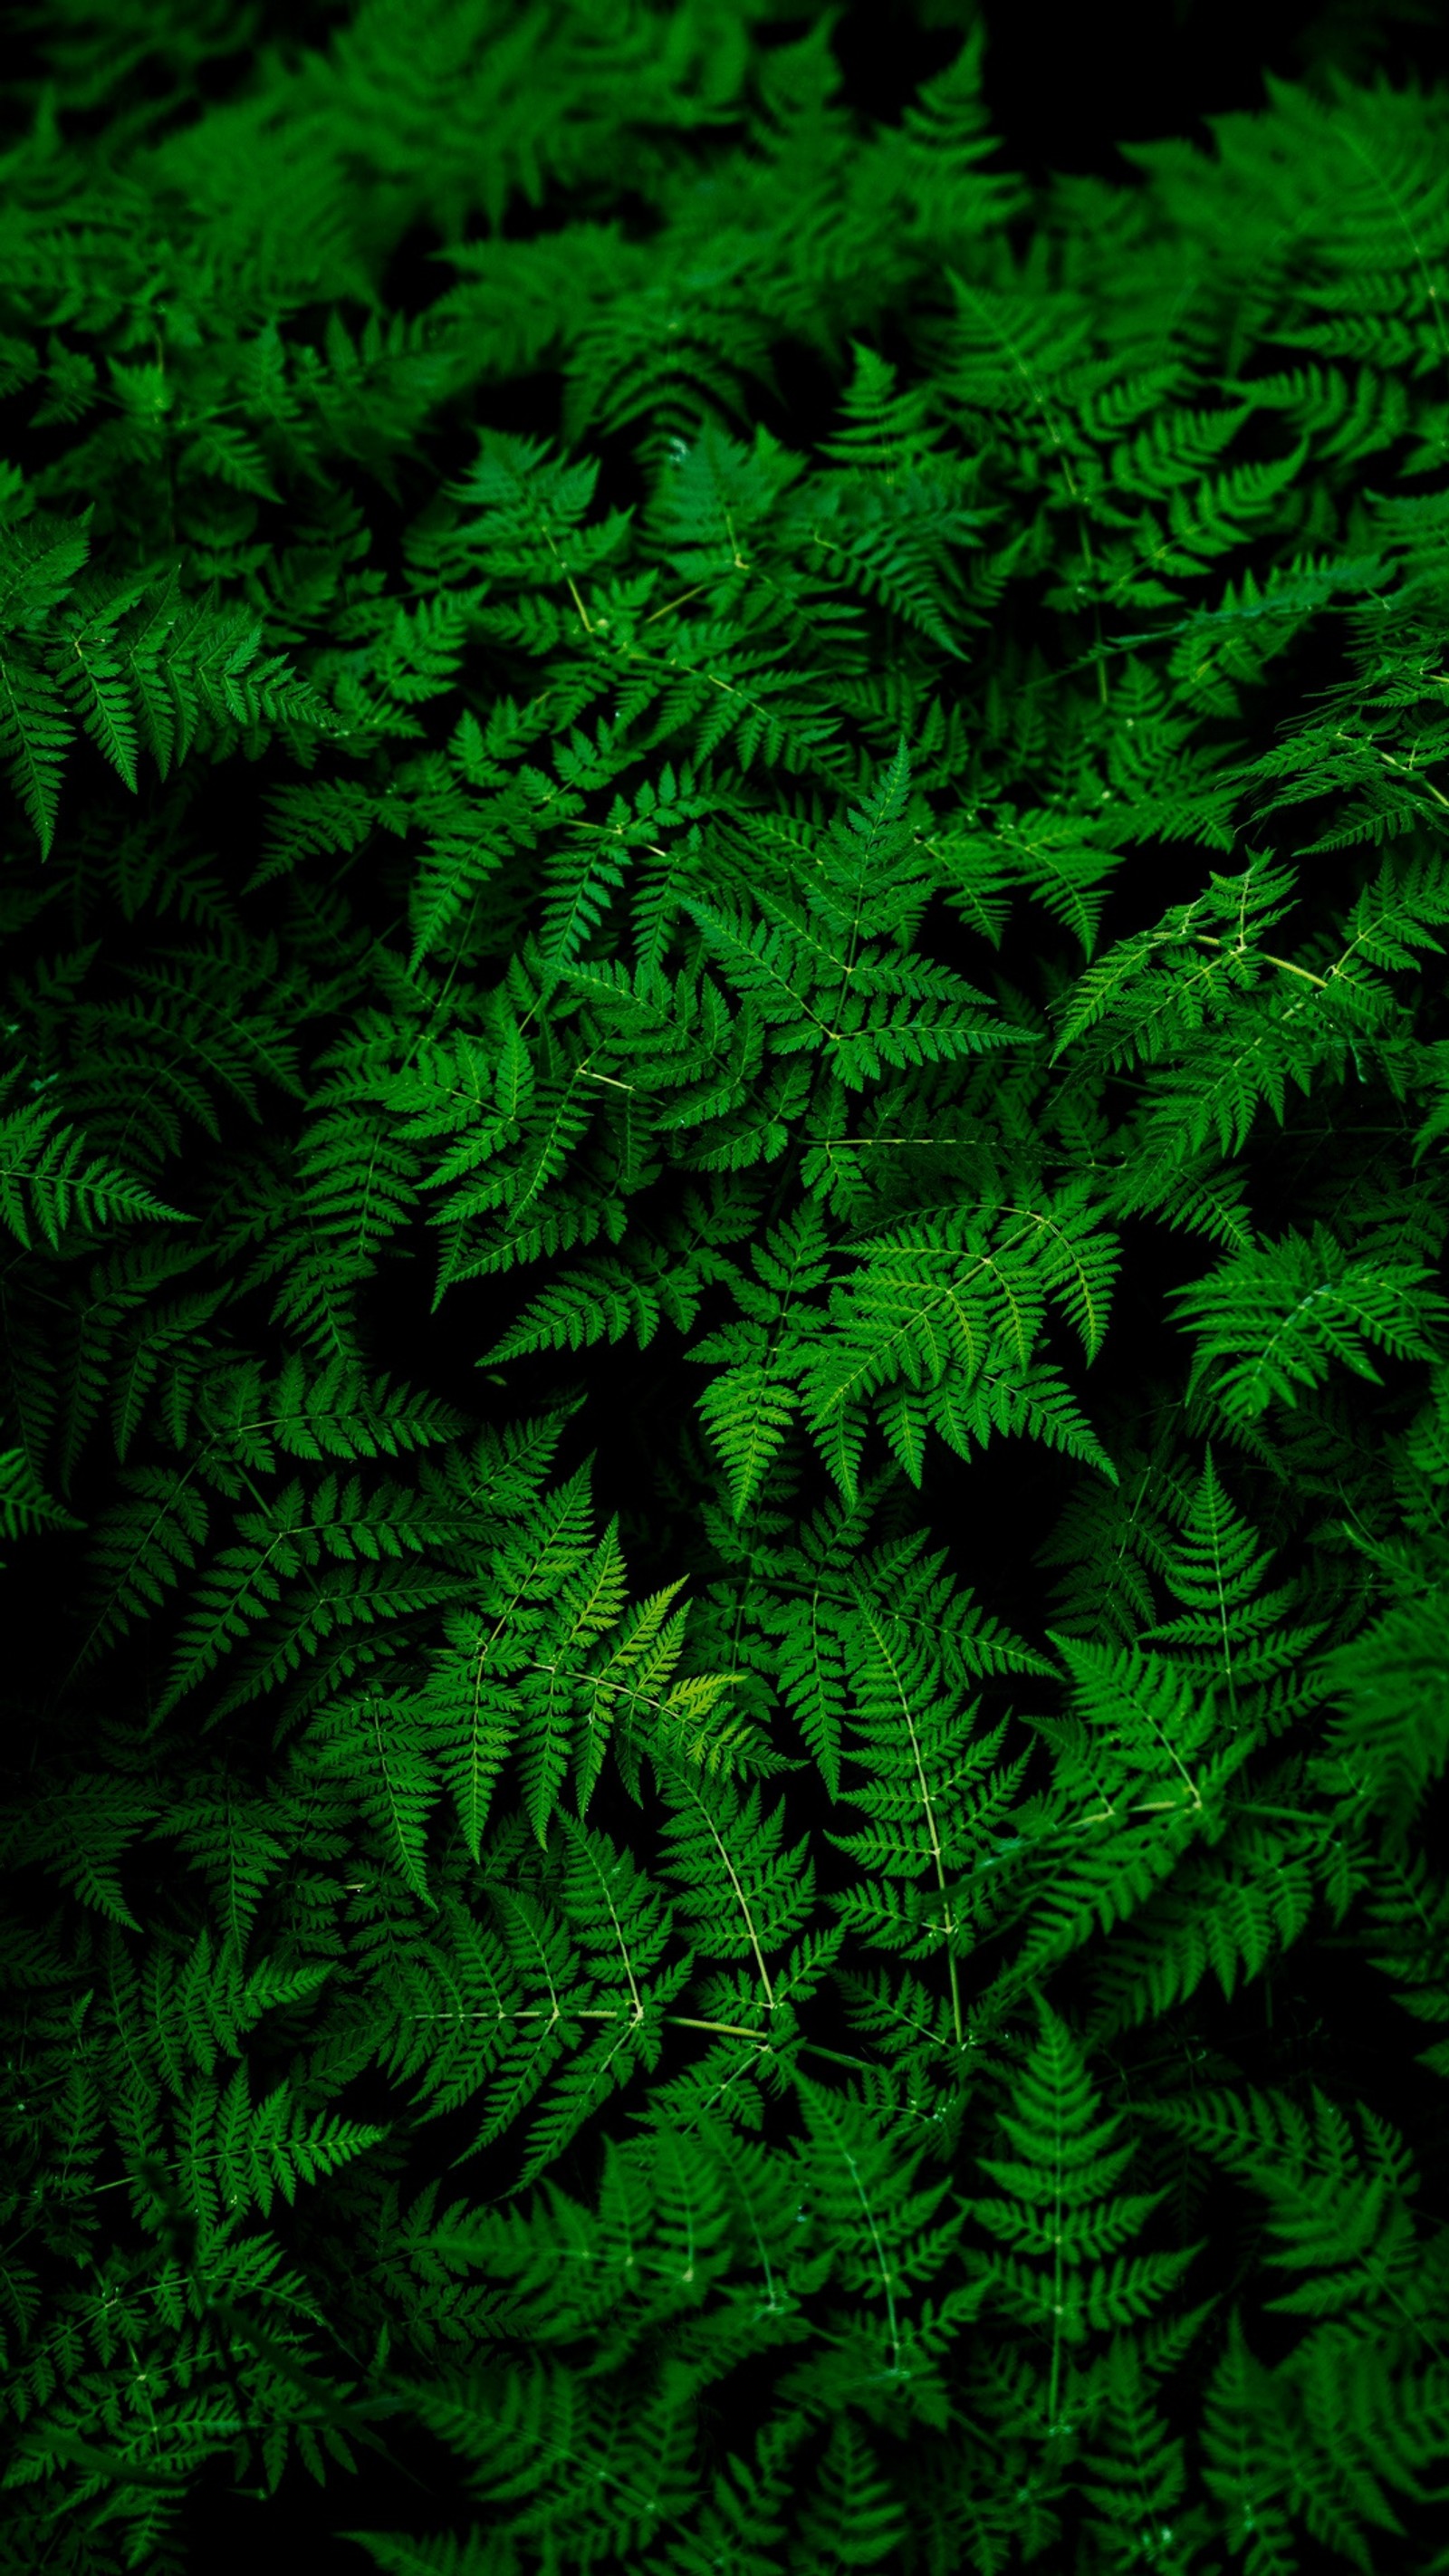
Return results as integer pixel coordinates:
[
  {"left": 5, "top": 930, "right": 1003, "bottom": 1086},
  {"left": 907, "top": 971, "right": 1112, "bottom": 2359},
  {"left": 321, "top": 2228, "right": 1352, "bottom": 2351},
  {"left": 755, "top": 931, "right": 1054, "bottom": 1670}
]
[{"left": 5, "top": 3, "right": 1449, "bottom": 2570}]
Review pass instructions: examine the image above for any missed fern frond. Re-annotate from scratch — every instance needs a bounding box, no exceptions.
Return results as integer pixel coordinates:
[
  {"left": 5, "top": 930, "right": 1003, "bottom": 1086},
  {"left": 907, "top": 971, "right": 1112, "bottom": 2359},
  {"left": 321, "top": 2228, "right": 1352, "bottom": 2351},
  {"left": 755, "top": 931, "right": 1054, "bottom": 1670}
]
[
  {"left": 1168, "top": 1219, "right": 1449, "bottom": 1421},
  {"left": 962, "top": 1994, "right": 1202, "bottom": 2410},
  {"left": 0, "top": 1089, "right": 190, "bottom": 1248}
]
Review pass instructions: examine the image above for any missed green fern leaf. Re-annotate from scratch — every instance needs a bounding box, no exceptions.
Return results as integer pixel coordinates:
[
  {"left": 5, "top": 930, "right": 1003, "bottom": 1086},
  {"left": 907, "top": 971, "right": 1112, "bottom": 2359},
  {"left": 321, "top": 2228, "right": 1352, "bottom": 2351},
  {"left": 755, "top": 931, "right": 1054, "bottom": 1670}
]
[{"left": 1168, "top": 1219, "right": 1449, "bottom": 1420}]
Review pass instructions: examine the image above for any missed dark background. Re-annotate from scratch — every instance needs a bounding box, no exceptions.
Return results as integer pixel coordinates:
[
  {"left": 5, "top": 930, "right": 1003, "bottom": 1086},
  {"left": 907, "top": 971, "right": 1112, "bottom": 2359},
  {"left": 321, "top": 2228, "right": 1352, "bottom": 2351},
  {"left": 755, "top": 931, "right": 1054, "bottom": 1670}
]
[{"left": 8, "top": 0, "right": 1449, "bottom": 185}]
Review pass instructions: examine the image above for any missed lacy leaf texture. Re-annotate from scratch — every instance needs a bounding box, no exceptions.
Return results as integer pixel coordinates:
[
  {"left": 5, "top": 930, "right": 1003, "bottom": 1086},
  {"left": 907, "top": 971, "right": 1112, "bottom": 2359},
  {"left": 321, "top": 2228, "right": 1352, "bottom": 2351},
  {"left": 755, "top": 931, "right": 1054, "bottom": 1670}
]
[{"left": 4, "top": 5, "right": 1449, "bottom": 2572}]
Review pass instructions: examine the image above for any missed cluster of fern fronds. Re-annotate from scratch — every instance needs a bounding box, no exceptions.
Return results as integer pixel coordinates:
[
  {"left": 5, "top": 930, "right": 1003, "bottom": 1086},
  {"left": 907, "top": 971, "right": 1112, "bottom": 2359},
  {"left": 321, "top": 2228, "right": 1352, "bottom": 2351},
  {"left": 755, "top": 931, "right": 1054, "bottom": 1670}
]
[{"left": 4, "top": 3, "right": 1449, "bottom": 2571}]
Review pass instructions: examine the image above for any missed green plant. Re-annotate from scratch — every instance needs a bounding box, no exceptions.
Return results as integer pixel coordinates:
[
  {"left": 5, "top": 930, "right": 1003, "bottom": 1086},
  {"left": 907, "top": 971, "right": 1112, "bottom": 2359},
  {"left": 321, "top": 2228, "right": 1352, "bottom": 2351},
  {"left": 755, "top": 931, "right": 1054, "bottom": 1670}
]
[{"left": 5, "top": 5, "right": 1449, "bottom": 2571}]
